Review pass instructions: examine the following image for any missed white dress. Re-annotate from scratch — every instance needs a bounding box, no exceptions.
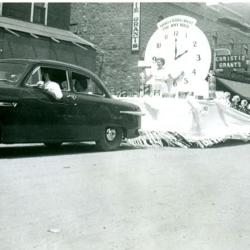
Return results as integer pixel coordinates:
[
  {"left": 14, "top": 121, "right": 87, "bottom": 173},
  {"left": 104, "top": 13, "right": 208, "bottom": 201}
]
[{"left": 148, "top": 67, "right": 167, "bottom": 93}]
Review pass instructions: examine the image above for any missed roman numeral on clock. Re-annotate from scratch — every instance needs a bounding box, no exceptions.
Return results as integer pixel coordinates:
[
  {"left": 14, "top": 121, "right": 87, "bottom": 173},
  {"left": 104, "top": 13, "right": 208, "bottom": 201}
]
[{"left": 156, "top": 43, "right": 161, "bottom": 48}]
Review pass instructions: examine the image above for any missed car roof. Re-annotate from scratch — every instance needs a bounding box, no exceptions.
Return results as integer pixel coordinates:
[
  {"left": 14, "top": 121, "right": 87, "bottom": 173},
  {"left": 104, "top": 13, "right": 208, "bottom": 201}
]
[
  {"left": 0, "top": 58, "right": 91, "bottom": 73},
  {"left": 0, "top": 58, "right": 112, "bottom": 98}
]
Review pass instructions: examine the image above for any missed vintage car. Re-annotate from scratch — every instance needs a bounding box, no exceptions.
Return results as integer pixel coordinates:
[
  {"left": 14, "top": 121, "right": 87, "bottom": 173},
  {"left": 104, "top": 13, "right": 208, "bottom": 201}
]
[{"left": 0, "top": 59, "right": 142, "bottom": 151}]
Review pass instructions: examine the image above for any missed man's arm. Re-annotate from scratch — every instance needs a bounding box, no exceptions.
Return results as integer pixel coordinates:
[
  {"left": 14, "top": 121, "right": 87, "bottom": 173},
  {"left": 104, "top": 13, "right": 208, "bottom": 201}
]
[
  {"left": 173, "top": 71, "right": 184, "bottom": 86},
  {"left": 44, "top": 81, "right": 63, "bottom": 100}
]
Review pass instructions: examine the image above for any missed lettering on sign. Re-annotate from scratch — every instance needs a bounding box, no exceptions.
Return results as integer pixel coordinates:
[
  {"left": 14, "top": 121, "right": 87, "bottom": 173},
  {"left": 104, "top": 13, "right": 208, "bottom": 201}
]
[
  {"left": 131, "top": 2, "right": 140, "bottom": 52},
  {"left": 158, "top": 15, "right": 197, "bottom": 31},
  {"left": 216, "top": 55, "right": 247, "bottom": 69}
]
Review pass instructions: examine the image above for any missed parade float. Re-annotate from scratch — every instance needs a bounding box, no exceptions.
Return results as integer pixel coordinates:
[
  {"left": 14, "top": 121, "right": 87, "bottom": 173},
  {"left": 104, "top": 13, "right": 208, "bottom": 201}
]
[{"left": 124, "top": 15, "right": 250, "bottom": 148}]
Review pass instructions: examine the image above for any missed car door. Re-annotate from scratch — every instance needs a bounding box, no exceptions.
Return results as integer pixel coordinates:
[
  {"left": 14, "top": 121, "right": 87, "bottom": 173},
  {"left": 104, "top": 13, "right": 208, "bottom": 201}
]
[
  {"left": 69, "top": 70, "right": 119, "bottom": 141},
  {"left": 10, "top": 65, "right": 79, "bottom": 143}
]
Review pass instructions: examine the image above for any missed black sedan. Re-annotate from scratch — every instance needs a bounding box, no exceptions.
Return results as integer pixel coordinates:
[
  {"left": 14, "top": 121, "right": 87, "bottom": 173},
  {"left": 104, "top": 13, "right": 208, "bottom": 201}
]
[{"left": 0, "top": 59, "right": 142, "bottom": 151}]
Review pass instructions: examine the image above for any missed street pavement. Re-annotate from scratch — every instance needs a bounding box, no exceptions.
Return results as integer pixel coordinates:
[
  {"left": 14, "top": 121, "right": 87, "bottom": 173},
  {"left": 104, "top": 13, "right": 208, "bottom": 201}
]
[{"left": 0, "top": 141, "right": 250, "bottom": 250}]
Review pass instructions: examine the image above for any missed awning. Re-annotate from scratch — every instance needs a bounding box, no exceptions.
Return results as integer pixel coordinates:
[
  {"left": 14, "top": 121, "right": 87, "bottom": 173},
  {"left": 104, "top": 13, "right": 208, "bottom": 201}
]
[
  {"left": 0, "top": 16, "right": 97, "bottom": 50},
  {"left": 217, "top": 77, "right": 250, "bottom": 99}
]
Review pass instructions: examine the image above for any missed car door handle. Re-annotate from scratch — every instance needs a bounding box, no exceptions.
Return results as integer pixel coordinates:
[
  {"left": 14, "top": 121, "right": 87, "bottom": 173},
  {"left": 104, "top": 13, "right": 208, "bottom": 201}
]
[{"left": 66, "top": 94, "right": 77, "bottom": 100}]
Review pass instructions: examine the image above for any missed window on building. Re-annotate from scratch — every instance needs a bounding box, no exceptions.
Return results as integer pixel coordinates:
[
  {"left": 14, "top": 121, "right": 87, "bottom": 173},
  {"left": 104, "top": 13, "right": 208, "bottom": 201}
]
[
  {"left": 30, "top": 3, "right": 48, "bottom": 25},
  {"left": 229, "top": 38, "right": 234, "bottom": 52},
  {"left": 243, "top": 44, "right": 248, "bottom": 55},
  {"left": 212, "top": 34, "right": 218, "bottom": 48}
]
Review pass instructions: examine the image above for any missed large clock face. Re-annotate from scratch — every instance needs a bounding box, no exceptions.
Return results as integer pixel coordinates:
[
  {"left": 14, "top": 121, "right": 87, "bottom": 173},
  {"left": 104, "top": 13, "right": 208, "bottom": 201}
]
[{"left": 144, "top": 17, "right": 211, "bottom": 88}]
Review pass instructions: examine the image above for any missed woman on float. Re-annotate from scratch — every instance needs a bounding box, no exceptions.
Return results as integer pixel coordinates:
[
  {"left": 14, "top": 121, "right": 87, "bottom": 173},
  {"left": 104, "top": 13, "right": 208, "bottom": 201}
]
[{"left": 145, "top": 57, "right": 184, "bottom": 97}]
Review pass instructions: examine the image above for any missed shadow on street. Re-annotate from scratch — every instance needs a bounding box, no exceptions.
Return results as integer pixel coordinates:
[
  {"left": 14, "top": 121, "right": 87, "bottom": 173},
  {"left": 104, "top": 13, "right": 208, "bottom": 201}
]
[
  {"left": 0, "top": 139, "right": 249, "bottom": 159},
  {"left": 0, "top": 142, "right": 137, "bottom": 159}
]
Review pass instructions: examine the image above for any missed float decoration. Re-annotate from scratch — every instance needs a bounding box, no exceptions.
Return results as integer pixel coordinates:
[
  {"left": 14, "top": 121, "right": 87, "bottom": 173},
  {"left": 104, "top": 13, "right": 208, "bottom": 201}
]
[
  {"left": 123, "top": 15, "right": 250, "bottom": 148},
  {"left": 125, "top": 96, "right": 250, "bottom": 148}
]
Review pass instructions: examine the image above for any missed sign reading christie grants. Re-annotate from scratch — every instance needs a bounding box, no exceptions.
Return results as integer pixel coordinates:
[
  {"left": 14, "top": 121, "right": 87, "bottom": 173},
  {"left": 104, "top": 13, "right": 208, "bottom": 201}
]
[{"left": 216, "top": 55, "right": 247, "bottom": 69}]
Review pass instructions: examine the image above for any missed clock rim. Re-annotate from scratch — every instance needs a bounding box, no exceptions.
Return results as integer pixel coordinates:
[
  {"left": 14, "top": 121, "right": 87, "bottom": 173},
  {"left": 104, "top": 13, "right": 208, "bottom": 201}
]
[{"left": 143, "top": 23, "right": 212, "bottom": 81}]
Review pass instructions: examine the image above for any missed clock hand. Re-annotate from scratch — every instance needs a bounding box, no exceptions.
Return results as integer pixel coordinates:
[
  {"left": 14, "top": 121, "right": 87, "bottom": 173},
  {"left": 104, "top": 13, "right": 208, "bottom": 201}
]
[
  {"left": 175, "top": 49, "right": 188, "bottom": 60},
  {"left": 174, "top": 38, "right": 177, "bottom": 59}
]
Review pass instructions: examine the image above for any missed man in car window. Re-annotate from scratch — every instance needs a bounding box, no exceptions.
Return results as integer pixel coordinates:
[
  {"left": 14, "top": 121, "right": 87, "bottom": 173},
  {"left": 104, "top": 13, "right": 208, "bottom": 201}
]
[
  {"left": 37, "top": 70, "right": 63, "bottom": 100},
  {"left": 74, "top": 78, "right": 88, "bottom": 93}
]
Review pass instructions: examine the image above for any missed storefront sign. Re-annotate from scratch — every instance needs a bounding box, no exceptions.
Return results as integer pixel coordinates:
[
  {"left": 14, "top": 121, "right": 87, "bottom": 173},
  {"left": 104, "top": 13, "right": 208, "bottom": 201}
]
[
  {"left": 216, "top": 55, "right": 247, "bottom": 69},
  {"left": 131, "top": 2, "right": 140, "bottom": 52}
]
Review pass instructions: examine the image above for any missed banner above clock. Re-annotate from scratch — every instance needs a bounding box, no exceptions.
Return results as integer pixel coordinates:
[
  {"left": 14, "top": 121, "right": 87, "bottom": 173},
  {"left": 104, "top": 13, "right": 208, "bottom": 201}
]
[{"left": 157, "top": 15, "right": 197, "bottom": 30}]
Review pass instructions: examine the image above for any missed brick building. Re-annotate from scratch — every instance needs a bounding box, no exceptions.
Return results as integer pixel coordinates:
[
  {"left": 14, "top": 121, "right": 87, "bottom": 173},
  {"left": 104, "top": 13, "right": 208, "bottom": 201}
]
[{"left": 70, "top": 2, "right": 250, "bottom": 95}]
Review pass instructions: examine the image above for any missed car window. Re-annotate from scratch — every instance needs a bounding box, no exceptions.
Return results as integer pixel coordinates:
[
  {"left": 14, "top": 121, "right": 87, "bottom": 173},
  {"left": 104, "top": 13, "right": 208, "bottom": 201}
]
[
  {"left": 41, "top": 67, "right": 69, "bottom": 91},
  {"left": 25, "top": 66, "right": 70, "bottom": 91},
  {"left": 0, "top": 62, "right": 28, "bottom": 85},
  {"left": 88, "top": 78, "right": 105, "bottom": 96},
  {"left": 72, "top": 72, "right": 89, "bottom": 93},
  {"left": 72, "top": 72, "right": 105, "bottom": 97},
  {"left": 25, "top": 67, "right": 41, "bottom": 86}
]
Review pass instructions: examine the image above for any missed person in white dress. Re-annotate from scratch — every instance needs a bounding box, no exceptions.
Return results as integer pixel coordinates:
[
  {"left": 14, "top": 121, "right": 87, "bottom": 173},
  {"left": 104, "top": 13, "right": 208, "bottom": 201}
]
[{"left": 145, "top": 57, "right": 166, "bottom": 96}]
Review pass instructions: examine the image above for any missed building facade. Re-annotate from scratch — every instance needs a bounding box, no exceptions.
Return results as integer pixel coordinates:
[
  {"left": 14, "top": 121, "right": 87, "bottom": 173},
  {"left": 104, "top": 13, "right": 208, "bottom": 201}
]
[
  {"left": 0, "top": 3, "right": 97, "bottom": 71},
  {"left": 2, "top": 2, "right": 70, "bottom": 29},
  {"left": 70, "top": 2, "right": 250, "bottom": 95}
]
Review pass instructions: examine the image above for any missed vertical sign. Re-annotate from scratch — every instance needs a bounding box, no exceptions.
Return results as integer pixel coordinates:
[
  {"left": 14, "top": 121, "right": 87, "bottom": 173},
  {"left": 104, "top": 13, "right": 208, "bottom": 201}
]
[{"left": 131, "top": 2, "right": 140, "bottom": 52}]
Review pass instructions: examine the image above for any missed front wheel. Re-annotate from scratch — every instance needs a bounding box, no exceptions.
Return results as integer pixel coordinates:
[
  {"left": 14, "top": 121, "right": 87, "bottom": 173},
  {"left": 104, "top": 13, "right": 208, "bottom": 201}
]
[{"left": 96, "top": 127, "right": 123, "bottom": 151}]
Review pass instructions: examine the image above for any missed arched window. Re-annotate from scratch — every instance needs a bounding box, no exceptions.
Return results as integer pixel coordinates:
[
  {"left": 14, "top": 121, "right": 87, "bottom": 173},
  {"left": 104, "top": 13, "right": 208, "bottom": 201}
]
[
  {"left": 243, "top": 44, "right": 248, "bottom": 55},
  {"left": 212, "top": 33, "right": 218, "bottom": 48},
  {"left": 229, "top": 38, "right": 234, "bottom": 52}
]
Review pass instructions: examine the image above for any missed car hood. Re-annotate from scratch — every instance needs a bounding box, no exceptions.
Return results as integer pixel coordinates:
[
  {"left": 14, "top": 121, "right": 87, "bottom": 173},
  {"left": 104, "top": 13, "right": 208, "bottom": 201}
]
[
  {"left": 0, "top": 80, "right": 16, "bottom": 87},
  {"left": 110, "top": 97, "right": 141, "bottom": 112}
]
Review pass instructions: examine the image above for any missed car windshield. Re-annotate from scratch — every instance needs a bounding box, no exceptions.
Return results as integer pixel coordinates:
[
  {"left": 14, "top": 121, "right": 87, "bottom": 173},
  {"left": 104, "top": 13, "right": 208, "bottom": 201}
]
[{"left": 0, "top": 62, "right": 28, "bottom": 84}]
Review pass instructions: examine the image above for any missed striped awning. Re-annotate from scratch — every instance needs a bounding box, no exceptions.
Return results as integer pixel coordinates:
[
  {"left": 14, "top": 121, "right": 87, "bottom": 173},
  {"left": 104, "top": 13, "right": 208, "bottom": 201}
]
[
  {"left": 0, "top": 16, "right": 96, "bottom": 50},
  {"left": 217, "top": 77, "right": 250, "bottom": 99}
]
